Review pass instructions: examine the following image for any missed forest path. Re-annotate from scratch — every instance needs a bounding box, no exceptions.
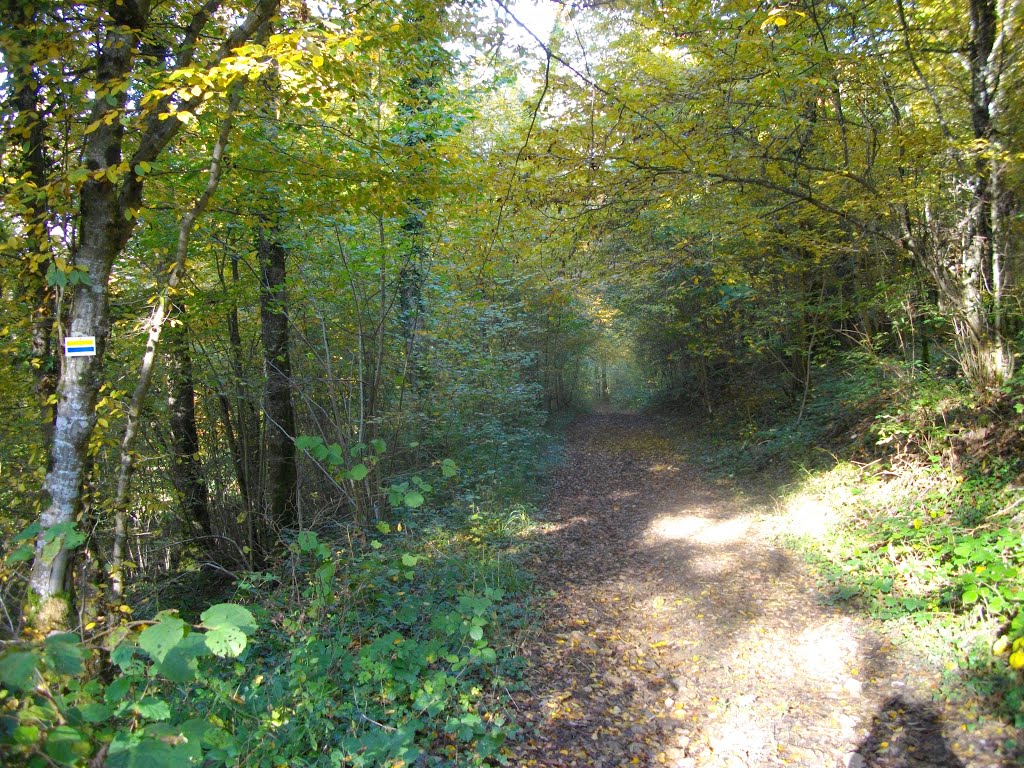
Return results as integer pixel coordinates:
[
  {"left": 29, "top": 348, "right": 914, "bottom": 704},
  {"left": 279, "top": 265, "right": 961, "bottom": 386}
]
[{"left": 507, "top": 415, "right": 1012, "bottom": 768}]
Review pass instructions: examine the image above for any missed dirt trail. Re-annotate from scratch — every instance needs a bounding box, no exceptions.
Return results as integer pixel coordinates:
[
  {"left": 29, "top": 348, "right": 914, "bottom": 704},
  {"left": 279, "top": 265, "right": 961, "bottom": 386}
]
[{"left": 508, "top": 415, "right": 1016, "bottom": 768}]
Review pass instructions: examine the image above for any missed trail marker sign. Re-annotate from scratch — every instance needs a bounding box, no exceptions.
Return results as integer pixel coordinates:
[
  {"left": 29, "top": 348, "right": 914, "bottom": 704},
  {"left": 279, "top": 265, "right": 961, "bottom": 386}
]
[{"left": 64, "top": 336, "right": 96, "bottom": 357}]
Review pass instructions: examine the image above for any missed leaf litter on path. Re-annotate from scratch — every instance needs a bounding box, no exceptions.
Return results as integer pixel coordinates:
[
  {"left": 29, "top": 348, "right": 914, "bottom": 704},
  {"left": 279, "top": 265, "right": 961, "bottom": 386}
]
[{"left": 506, "top": 415, "right": 1018, "bottom": 768}]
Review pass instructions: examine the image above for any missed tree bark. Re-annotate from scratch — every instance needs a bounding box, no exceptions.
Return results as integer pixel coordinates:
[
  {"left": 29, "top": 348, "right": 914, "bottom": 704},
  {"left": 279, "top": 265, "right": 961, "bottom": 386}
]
[
  {"left": 958, "top": 0, "right": 1010, "bottom": 387},
  {"left": 26, "top": 0, "right": 278, "bottom": 630},
  {"left": 165, "top": 309, "right": 211, "bottom": 536},
  {"left": 29, "top": 10, "right": 141, "bottom": 630},
  {"left": 257, "top": 228, "right": 297, "bottom": 553},
  {"left": 7, "top": 0, "right": 59, "bottom": 442}
]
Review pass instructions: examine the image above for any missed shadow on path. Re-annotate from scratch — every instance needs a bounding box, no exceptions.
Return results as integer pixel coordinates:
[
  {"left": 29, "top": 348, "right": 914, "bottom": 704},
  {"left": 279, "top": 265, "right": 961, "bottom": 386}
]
[
  {"left": 854, "top": 696, "right": 965, "bottom": 768},
  {"left": 505, "top": 414, "right": 1018, "bottom": 768}
]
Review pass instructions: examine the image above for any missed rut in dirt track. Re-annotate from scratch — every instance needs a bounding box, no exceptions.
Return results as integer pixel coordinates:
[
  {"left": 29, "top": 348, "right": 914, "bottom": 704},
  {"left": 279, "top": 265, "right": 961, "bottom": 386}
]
[{"left": 507, "top": 414, "right": 1013, "bottom": 768}]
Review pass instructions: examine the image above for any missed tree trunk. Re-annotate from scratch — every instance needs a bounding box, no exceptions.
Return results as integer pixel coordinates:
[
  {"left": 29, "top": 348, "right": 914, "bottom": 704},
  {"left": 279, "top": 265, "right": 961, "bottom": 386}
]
[
  {"left": 955, "top": 0, "right": 1011, "bottom": 387},
  {"left": 257, "top": 228, "right": 297, "bottom": 553},
  {"left": 166, "top": 307, "right": 211, "bottom": 536},
  {"left": 26, "top": 0, "right": 278, "bottom": 630},
  {"left": 8, "top": 0, "right": 59, "bottom": 442},
  {"left": 29, "top": 15, "right": 140, "bottom": 631},
  {"left": 225, "top": 250, "right": 261, "bottom": 516}
]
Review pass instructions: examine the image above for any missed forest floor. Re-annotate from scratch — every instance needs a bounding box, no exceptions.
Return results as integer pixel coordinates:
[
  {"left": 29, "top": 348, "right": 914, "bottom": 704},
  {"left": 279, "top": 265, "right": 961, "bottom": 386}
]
[{"left": 505, "top": 414, "right": 1019, "bottom": 768}]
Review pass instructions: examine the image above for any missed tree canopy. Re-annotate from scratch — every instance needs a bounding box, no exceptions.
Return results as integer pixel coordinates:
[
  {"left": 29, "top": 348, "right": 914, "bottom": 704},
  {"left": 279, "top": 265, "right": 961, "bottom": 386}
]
[{"left": 1, "top": 0, "right": 1022, "bottom": 764}]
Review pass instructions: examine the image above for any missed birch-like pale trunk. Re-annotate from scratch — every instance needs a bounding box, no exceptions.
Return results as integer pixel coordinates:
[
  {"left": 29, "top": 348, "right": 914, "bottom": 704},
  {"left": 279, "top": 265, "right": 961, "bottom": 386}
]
[
  {"left": 27, "top": 0, "right": 278, "bottom": 631},
  {"left": 29, "top": 13, "right": 141, "bottom": 631},
  {"left": 110, "top": 88, "right": 241, "bottom": 598}
]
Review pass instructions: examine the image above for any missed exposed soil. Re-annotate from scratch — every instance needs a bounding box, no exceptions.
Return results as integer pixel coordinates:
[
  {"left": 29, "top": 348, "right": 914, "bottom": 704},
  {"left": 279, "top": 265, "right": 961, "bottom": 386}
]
[{"left": 507, "top": 415, "right": 1019, "bottom": 767}]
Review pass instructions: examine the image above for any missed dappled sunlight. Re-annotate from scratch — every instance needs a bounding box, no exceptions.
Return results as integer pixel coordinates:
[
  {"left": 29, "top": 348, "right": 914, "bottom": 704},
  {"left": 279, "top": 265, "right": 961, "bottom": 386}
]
[
  {"left": 647, "top": 462, "right": 678, "bottom": 474},
  {"left": 723, "top": 610, "right": 862, "bottom": 682},
  {"left": 648, "top": 512, "right": 751, "bottom": 545},
  {"left": 690, "top": 548, "right": 746, "bottom": 578},
  {"left": 780, "top": 492, "right": 838, "bottom": 540},
  {"left": 512, "top": 416, "right": 1013, "bottom": 768},
  {"left": 793, "top": 618, "right": 864, "bottom": 680}
]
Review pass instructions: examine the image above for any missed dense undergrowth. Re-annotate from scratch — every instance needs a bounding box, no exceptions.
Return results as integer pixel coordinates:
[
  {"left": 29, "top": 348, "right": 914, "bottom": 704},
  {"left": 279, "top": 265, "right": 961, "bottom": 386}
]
[
  {"left": 689, "top": 352, "right": 1024, "bottom": 728},
  {"left": 0, "top": 468, "right": 553, "bottom": 767}
]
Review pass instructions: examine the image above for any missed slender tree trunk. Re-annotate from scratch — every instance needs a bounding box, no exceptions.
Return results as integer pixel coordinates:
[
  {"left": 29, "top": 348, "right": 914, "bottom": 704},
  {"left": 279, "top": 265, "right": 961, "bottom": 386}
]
[
  {"left": 7, "top": 2, "right": 59, "bottom": 441},
  {"left": 29, "top": 15, "right": 140, "bottom": 631},
  {"left": 26, "top": 0, "right": 278, "bottom": 630},
  {"left": 109, "top": 91, "right": 237, "bottom": 595},
  {"left": 166, "top": 307, "right": 211, "bottom": 536},
  {"left": 257, "top": 228, "right": 297, "bottom": 553},
  {"left": 225, "top": 251, "right": 260, "bottom": 516}
]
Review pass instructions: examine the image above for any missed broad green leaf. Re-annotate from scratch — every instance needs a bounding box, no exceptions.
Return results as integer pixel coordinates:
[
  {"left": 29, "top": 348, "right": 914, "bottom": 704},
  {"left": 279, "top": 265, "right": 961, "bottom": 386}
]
[
  {"left": 349, "top": 463, "right": 368, "bottom": 481},
  {"left": 12, "top": 522, "right": 41, "bottom": 543},
  {"left": 0, "top": 650, "right": 40, "bottom": 691},
  {"left": 46, "top": 263, "right": 68, "bottom": 287},
  {"left": 44, "top": 633, "right": 85, "bottom": 676},
  {"left": 133, "top": 697, "right": 172, "bottom": 721},
  {"left": 44, "top": 725, "right": 91, "bottom": 765},
  {"left": 295, "top": 435, "right": 322, "bottom": 451},
  {"left": 403, "top": 491, "right": 425, "bottom": 509},
  {"left": 296, "top": 530, "right": 319, "bottom": 552},
  {"left": 106, "top": 735, "right": 178, "bottom": 768},
  {"left": 12, "top": 724, "right": 40, "bottom": 744},
  {"left": 325, "top": 443, "right": 344, "bottom": 465},
  {"left": 138, "top": 616, "right": 186, "bottom": 664},
  {"left": 200, "top": 603, "right": 256, "bottom": 633},
  {"left": 469, "top": 625, "right": 483, "bottom": 641},
  {"left": 105, "top": 676, "right": 134, "bottom": 703},
  {"left": 157, "top": 632, "right": 208, "bottom": 683},
  {"left": 42, "top": 537, "right": 62, "bottom": 564},
  {"left": 180, "top": 718, "right": 212, "bottom": 745},
  {"left": 152, "top": 630, "right": 206, "bottom": 684},
  {"left": 78, "top": 702, "right": 113, "bottom": 723},
  {"left": 111, "top": 643, "right": 144, "bottom": 675},
  {"left": 203, "top": 625, "right": 247, "bottom": 658},
  {"left": 401, "top": 553, "right": 419, "bottom": 567},
  {"left": 6, "top": 545, "right": 34, "bottom": 564}
]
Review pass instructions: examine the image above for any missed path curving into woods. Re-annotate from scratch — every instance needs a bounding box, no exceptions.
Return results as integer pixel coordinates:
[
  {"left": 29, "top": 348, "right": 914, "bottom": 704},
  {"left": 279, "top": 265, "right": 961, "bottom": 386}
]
[{"left": 507, "top": 415, "right": 1016, "bottom": 768}]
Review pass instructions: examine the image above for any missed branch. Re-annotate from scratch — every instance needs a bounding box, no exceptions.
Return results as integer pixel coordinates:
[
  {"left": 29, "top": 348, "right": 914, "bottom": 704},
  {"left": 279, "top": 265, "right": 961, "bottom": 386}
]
[{"left": 118, "top": 0, "right": 278, "bottom": 221}]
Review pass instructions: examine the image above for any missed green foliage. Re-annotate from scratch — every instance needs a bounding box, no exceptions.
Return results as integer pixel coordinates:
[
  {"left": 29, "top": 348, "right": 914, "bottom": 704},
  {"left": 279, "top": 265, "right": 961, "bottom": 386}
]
[
  {"left": 0, "top": 603, "right": 257, "bottom": 766},
  {"left": 755, "top": 365, "right": 1024, "bottom": 725},
  {"left": 811, "top": 457, "right": 1024, "bottom": 627},
  {"left": 0, "top": 496, "right": 535, "bottom": 766}
]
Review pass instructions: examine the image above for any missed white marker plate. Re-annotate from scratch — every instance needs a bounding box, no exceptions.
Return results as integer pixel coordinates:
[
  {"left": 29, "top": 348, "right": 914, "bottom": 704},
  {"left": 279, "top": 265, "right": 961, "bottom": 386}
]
[{"left": 64, "top": 336, "right": 96, "bottom": 357}]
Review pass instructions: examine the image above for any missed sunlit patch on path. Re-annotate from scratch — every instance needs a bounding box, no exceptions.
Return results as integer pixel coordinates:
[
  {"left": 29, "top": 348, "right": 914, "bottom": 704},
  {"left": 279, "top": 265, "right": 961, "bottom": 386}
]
[{"left": 507, "top": 415, "right": 1014, "bottom": 768}]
